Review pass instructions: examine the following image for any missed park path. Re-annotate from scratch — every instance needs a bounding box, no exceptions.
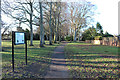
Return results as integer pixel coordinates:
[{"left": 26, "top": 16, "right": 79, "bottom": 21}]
[{"left": 44, "top": 42, "right": 69, "bottom": 78}]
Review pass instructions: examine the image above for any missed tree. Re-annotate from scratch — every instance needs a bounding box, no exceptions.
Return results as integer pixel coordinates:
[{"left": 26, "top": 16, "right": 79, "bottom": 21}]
[
  {"left": 53, "top": 2, "right": 57, "bottom": 43},
  {"left": 96, "top": 22, "right": 103, "bottom": 36},
  {"left": 69, "top": 2, "right": 95, "bottom": 41},
  {"left": 1, "top": 1, "right": 96, "bottom": 43},
  {"left": 51, "top": 2, "right": 63, "bottom": 43},
  {"left": 29, "top": 0, "right": 34, "bottom": 46},
  {"left": 57, "top": 2, "right": 69, "bottom": 42},
  {"left": 39, "top": 2, "right": 44, "bottom": 47},
  {"left": 1, "top": 22, "right": 13, "bottom": 36},
  {"left": 0, "top": 0, "right": 2, "bottom": 51},
  {"left": 2, "top": 0, "right": 34, "bottom": 46},
  {"left": 82, "top": 27, "right": 97, "bottom": 41},
  {"left": 58, "top": 2, "right": 61, "bottom": 42},
  {"left": 49, "top": 2, "right": 52, "bottom": 45}
]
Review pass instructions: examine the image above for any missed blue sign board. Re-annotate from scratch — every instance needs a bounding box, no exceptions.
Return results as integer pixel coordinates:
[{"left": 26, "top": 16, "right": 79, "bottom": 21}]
[{"left": 15, "top": 32, "right": 25, "bottom": 45}]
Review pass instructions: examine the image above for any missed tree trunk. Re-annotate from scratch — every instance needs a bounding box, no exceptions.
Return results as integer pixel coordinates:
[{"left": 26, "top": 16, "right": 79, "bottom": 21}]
[
  {"left": 78, "top": 28, "right": 81, "bottom": 41},
  {"left": 78, "top": 33, "right": 80, "bottom": 41},
  {"left": 58, "top": 5, "right": 61, "bottom": 43},
  {"left": 46, "top": 33, "right": 48, "bottom": 40},
  {"left": 39, "top": 2, "right": 44, "bottom": 47},
  {"left": 29, "top": 2, "right": 33, "bottom": 46},
  {"left": 0, "top": 0, "right": 2, "bottom": 51},
  {"left": 59, "top": 31, "right": 61, "bottom": 42},
  {"left": 74, "top": 27, "right": 77, "bottom": 42},
  {"left": 43, "top": 29, "right": 45, "bottom": 44},
  {"left": 49, "top": 2, "right": 52, "bottom": 45},
  {"left": 59, "top": 22, "right": 61, "bottom": 42},
  {"left": 70, "top": 26, "right": 73, "bottom": 42},
  {"left": 54, "top": 13, "right": 57, "bottom": 43}
]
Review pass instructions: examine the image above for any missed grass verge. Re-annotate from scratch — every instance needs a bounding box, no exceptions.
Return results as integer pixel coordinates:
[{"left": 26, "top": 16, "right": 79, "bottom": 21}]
[
  {"left": 2, "top": 40, "right": 59, "bottom": 78},
  {"left": 64, "top": 42, "right": 119, "bottom": 78}
]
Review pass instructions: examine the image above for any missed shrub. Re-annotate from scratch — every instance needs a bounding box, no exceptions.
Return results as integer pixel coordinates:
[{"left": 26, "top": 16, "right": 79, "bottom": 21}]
[
  {"left": 95, "top": 36, "right": 102, "bottom": 40},
  {"left": 65, "top": 36, "right": 73, "bottom": 41},
  {"left": 33, "top": 34, "right": 39, "bottom": 40}
]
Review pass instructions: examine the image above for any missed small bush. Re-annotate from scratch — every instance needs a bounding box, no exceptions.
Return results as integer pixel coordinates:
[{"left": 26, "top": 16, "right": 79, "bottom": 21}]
[
  {"left": 65, "top": 36, "right": 73, "bottom": 41},
  {"left": 95, "top": 36, "right": 102, "bottom": 40},
  {"left": 33, "top": 34, "right": 39, "bottom": 40}
]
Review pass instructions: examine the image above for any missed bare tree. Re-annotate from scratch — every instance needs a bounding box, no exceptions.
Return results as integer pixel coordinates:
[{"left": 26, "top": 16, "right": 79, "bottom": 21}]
[
  {"left": 1, "top": 21, "right": 16, "bottom": 37},
  {"left": 53, "top": 2, "right": 57, "bottom": 43},
  {"left": 1, "top": 0, "right": 95, "bottom": 44},
  {"left": 29, "top": 0, "right": 34, "bottom": 46},
  {"left": 49, "top": 2, "right": 52, "bottom": 45},
  {"left": 2, "top": 0, "right": 34, "bottom": 46},
  {"left": 39, "top": 2, "right": 44, "bottom": 47},
  {"left": 69, "top": 2, "right": 95, "bottom": 41}
]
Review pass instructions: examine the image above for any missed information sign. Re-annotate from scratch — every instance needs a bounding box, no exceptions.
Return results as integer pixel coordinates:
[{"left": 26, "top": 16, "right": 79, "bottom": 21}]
[
  {"left": 12, "top": 31, "right": 27, "bottom": 72},
  {"left": 15, "top": 32, "right": 25, "bottom": 45}
]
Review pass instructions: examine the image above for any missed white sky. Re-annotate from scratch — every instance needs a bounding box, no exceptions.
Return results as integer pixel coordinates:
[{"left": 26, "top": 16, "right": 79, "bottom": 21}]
[
  {"left": 2, "top": 0, "right": 120, "bottom": 35},
  {"left": 88, "top": 0, "right": 120, "bottom": 35}
]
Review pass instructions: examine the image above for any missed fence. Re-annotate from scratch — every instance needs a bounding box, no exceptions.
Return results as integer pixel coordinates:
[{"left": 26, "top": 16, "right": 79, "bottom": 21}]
[{"left": 85, "top": 37, "right": 120, "bottom": 47}]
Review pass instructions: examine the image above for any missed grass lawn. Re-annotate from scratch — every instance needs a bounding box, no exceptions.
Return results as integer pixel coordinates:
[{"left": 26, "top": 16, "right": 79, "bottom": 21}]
[
  {"left": 64, "top": 42, "right": 119, "bottom": 78},
  {"left": 2, "top": 40, "right": 59, "bottom": 78}
]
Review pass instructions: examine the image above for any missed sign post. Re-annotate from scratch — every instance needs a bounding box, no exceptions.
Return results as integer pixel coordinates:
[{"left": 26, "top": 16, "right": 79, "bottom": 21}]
[
  {"left": 12, "top": 31, "right": 27, "bottom": 72},
  {"left": 12, "top": 31, "right": 15, "bottom": 72},
  {"left": 25, "top": 33, "right": 27, "bottom": 65}
]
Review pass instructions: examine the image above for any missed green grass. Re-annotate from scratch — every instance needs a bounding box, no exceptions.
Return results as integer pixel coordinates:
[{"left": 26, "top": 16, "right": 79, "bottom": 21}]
[
  {"left": 2, "top": 40, "right": 59, "bottom": 78},
  {"left": 64, "top": 42, "right": 119, "bottom": 78}
]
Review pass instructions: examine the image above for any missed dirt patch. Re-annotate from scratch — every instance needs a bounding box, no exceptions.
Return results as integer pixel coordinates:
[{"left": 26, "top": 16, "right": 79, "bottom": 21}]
[{"left": 2, "top": 61, "right": 49, "bottom": 78}]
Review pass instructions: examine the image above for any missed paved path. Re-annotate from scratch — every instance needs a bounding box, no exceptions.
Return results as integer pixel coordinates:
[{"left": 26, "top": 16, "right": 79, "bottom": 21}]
[{"left": 44, "top": 42, "right": 69, "bottom": 78}]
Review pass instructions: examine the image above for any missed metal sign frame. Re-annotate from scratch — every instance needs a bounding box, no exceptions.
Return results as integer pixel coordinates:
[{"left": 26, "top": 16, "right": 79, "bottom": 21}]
[
  {"left": 12, "top": 31, "right": 27, "bottom": 72},
  {"left": 14, "top": 32, "right": 25, "bottom": 45}
]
